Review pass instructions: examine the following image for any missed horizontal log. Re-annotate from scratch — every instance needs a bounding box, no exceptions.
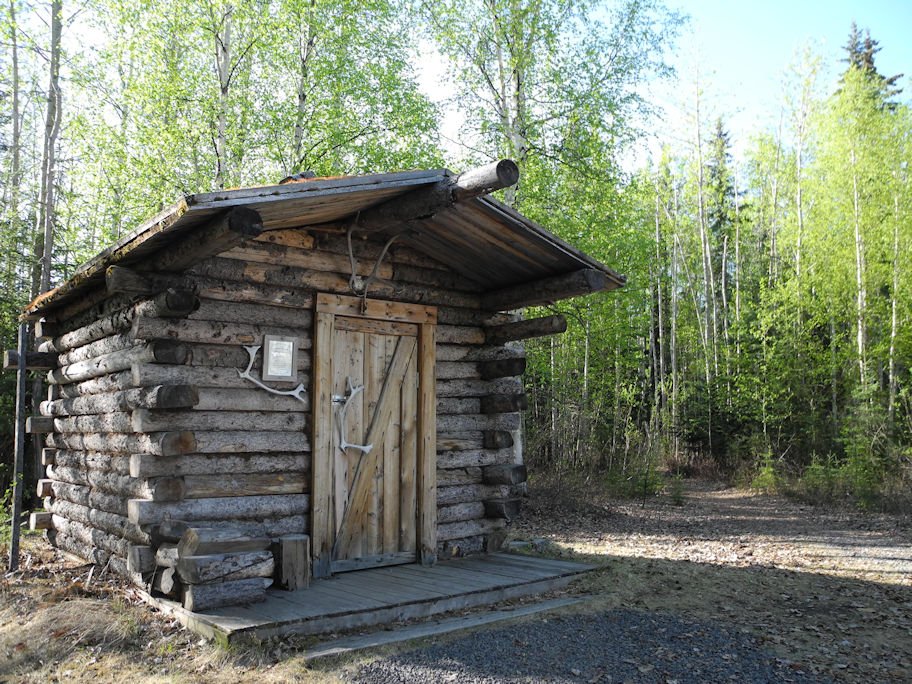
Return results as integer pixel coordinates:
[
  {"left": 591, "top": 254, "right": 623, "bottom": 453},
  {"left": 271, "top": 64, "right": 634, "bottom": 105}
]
[
  {"left": 128, "top": 494, "right": 309, "bottom": 526},
  {"left": 180, "top": 516, "right": 308, "bottom": 539},
  {"left": 481, "top": 268, "right": 610, "bottom": 311},
  {"left": 128, "top": 545, "right": 156, "bottom": 574},
  {"left": 149, "top": 206, "right": 264, "bottom": 273},
  {"left": 482, "top": 464, "right": 528, "bottom": 485},
  {"left": 191, "top": 256, "right": 481, "bottom": 310},
  {"left": 37, "top": 479, "right": 54, "bottom": 497},
  {"left": 437, "top": 413, "right": 520, "bottom": 432},
  {"left": 46, "top": 431, "right": 197, "bottom": 456},
  {"left": 56, "top": 333, "right": 133, "bottom": 367},
  {"left": 49, "top": 341, "right": 188, "bottom": 385},
  {"left": 255, "top": 228, "right": 315, "bottom": 250},
  {"left": 151, "top": 519, "right": 191, "bottom": 545},
  {"left": 484, "top": 314, "right": 567, "bottom": 345},
  {"left": 183, "top": 472, "right": 307, "bottom": 499},
  {"left": 42, "top": 385, "right": 199, "bottom": 416},
  {"left": 436, "top": 361, "right": 480, "bottom": 380},
  {"left": 182, "top": 577, "right": 271, "bottom": 612},
  {"left": 478, "top": 357, "right": 526, "bottom": 380},
  {"left": 436, "top": 484, "right": 512, "bottom": 506},
  {"left": 480, "top": 394, "right": 528, "bottom": 414},
  {"left": 131, "top": 409, "right": 306, "bottom": 433},
  {"left": 483, "top": 498, "right": 522, "bottom": 519},
  {"left": 437, "top": 517, "right": 506, "bottom": 542},
  {"left": 436, "top": 467, "right": 482, "bottom": 486},
  {"left": 225, "top": 241, "right": 393, "bottom": 279},
  {"left": 49, "top": 529, "right": 114, "bottom": 566},
  {"left": 54, "top": 371, "right": 134, "bottom": 399},
  {"left": 48, "top": 498, "right": 149, "bottom": 545},
  {"left": 192, "top": 430, "right": 309, "bottom": 454},
  {"left": 190, "top": 298, "right": 313, "bottom": 329},
  {"left": 51, "top": 412, "right": 134, "bottom": 433},
  {"left": 4, "top": 350, "right": 57, "bottom": 370},
  {"left": 436, "top": 325, "right": 485, "bottom": 345},
  {"left": 26, "top": 416, "right": 55, "bottom": 433},
  {"left": 437, "top": 434, "right": 484, "bottom": 452},
  {"left": 437, "top": 377, "right": 523, "bottom": 398},
  {"left": 49, "top": 480, "right": 128, "bottom": 516},
  {"left": 177, "top": 551, "right": 274, "bottom": 584},
  {"left": 437, "top": 448, "right": 515, "bottom": 469},
  {"left": 438, "top": 344, "right": 526, "bottom": 363},
  {"left": 53, "top": 450, "right": 130, "bottom": 474},
  {"left": 483, "top": 430, "right": 514, "bottom": 449},
  {"left": 105, "top": 265, "right": 195, "bottom": 296},
  {"left": 47, "top": 466, "right": 180, "bottom": 500},
  {"left": 132, "top": 317, "right": 312, "bottom": 350},
  {"left": 451, "top": 159, "right": 520, "bottom": 202},
  {"left": 132, "top": 363, "right": 305, "bottom": 389},
  {"left": 29, "top": 511, "right": 53, "bottom": 530},
  {"left": 177, "top": 527, "right": 272, "bottom": 557},
  {"left": 130, "top": 452, "right": 309, "bottom": 478},
  {"left": 41, "top": 448, "right": 57, "bottom": 466},
  {"left": 437, "top": 501, "right": 485, "bottom": 524},
  {"left": 195, "top": 388, "right": 309, "bottom": 412},
  {"left": 437, "top": 397, "right": 481, "bottom": 415},
  {"left": 195, "top": 275, "right": 314, "bottom": 310}
]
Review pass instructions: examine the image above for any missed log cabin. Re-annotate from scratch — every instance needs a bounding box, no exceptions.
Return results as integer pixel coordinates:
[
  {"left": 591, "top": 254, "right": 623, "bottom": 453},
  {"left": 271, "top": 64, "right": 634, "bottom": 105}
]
[{"left": 20, "top": 160, "right": 624, "bottom": 611}]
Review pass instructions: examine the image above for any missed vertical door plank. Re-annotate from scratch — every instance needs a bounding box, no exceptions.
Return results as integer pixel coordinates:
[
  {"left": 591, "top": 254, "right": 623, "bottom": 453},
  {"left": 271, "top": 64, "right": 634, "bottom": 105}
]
[
  {"left": 311, "top": 312, "right": 335, "bottom": 578},
  {"left": 382, "top": 348, "right": 403, "bottom": 553},
  {"left": 333, "top": 330, "right": 364, "bottom": 560},
  {"left": 334, "top": 335, "right": 416, "bottom": 556},
  {"left": 417, "top": 323, "right": 437, "bottom": 565},
  {"left": 399, "top": 351, "right": 418, "bottom": 553}
]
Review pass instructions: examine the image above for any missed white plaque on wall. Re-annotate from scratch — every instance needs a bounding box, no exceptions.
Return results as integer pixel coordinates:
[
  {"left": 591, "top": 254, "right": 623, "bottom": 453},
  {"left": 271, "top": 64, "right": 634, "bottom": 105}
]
[{"left": 262, "top": 335, "right": 298, "bottom": 381}]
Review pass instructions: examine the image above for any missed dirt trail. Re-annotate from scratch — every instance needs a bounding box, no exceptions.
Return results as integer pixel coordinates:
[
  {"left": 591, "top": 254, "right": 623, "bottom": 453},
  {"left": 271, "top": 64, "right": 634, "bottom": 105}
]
[{"left": 513, "top": 478, "right": 912, "bottom": 682}]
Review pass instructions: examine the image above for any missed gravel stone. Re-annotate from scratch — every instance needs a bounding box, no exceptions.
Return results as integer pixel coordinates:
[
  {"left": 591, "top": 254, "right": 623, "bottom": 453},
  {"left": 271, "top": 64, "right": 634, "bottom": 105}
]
[{"left": 349, "top": 609, "right": 829, "bottom": 683}]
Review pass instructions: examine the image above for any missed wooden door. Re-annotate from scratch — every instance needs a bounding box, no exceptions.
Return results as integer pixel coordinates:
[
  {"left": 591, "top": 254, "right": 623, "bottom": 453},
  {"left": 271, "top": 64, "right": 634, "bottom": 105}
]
[{"left": 311, "top": 294, "right": 437, "bottom": 577}]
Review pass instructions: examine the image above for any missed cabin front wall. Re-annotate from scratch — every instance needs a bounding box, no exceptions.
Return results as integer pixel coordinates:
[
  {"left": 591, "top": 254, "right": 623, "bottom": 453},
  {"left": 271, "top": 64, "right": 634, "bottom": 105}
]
[{"left": 36, "top": 227, "right": 527, "bottom": 591}]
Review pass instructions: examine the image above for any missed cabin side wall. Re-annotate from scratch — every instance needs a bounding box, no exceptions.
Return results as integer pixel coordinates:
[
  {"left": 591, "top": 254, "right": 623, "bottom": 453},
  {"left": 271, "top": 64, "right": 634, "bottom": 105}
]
[{"left": 36, "top": 228, "right": 528, "bottom": 584}]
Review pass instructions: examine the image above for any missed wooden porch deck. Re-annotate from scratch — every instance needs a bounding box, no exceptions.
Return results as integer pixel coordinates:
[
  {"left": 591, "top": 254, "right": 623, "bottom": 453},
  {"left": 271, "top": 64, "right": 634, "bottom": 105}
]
[{"left": 142, "top": 552, "right": 595, "bottom": 644}]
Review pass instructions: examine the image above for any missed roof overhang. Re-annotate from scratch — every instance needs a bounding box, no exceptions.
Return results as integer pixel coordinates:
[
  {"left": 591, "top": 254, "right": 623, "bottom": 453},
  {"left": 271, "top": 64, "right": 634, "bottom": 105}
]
[{"left": 24, "top": 166, "right": 625, "bottom": 319}]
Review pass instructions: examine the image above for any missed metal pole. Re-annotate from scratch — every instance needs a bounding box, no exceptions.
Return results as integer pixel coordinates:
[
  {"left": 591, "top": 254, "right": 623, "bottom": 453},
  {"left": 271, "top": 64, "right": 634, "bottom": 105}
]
[{"left": 8, "top": 322, "right": 28, "bottom": 571}]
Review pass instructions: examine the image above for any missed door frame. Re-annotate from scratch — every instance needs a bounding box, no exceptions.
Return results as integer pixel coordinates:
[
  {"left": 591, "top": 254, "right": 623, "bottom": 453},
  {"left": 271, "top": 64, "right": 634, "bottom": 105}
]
[{"left": 311, "top": 293, "right": 437, "bottom": 578}]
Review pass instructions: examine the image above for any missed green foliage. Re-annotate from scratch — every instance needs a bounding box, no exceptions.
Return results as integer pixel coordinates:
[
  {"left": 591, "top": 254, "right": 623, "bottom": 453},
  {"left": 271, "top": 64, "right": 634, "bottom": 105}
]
[{"left": 751, "top": 453, "right": 781, "bottom": 493}]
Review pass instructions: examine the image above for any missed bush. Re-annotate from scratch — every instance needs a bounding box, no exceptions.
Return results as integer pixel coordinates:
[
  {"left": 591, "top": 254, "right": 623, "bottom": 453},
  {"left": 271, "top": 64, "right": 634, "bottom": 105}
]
[{"left": 750, "top": 452, "right": 780, "bottom": 493}]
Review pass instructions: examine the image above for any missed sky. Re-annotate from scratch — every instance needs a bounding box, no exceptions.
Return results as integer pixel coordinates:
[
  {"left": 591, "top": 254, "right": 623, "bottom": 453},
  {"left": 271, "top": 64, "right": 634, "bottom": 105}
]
[
  {"left": 418, "top": 0, "right": 912, "bottom": 167},
  {"left": 654, "top": 0, "right": 912, "bottom": 160}
]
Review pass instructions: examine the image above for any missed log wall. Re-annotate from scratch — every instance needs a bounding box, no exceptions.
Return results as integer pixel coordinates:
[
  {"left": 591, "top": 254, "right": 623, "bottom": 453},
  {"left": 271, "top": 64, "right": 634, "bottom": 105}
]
[{"left": 38, "top": 227, "right": 528, "bottom": 586}]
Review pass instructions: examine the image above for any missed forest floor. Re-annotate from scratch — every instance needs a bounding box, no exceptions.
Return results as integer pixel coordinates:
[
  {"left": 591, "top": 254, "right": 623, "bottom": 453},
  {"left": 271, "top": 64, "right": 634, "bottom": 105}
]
[{"left": 1, "top": 477, "right": 910, "bottom": 683}]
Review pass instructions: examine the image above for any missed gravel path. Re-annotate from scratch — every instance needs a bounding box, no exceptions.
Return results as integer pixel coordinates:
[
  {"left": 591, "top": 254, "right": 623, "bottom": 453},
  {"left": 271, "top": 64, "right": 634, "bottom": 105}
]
[{"left": 349, "top": 609, "right": 827, "bottom": 684}]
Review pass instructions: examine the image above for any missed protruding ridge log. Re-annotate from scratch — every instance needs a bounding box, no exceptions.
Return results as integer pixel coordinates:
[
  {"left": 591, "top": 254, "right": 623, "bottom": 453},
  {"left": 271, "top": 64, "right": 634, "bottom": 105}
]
[
  {"left": 150, "top": 207, "right": 264, "bottom": 273},
  {"left": 41, "top": 448, "right": 57, "bottom": 466},
  {"left": 4, "top": 350, "right": 57, "bottom": 370},
  {"left": 451, "top": 159, "right": 520, "bottom": 202},
  {"left": 483, "top": 430, "right": 514, "bottom": 449},
  {"left": 482, "top": 464, "right": 528, "bottom": 485},
  {"left": 356, "top": 159, "right": 518, "bottom": 229},
  {"left": 481, "top": 268, "right": 610, "bottom": 311},
  {"left": 159, "top": 431, "right": 198, "bottom": 457},
  {"left": 151, "top": 519, "right": 190, "bottom": 547},
  {"left": 480, "top": 393, "right": 529, "bottom": 414},
  {"left": 478, "top": 357, "right": 526, "bottom": 380},
  {"left": 483, "top": 497, "right": 522, "bottom": 519},
  {"left": 484, "top": 314, "right": 567, "bottom": 345},
  {"left": 37, "top": 479, "right": 54, "bottom": 498}
]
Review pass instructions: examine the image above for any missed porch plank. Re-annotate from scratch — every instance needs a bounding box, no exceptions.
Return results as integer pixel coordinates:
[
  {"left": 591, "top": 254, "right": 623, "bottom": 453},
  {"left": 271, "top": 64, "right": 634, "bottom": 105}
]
[{"left": 141, "top": 553, "right": 596, "bottom": 643}]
